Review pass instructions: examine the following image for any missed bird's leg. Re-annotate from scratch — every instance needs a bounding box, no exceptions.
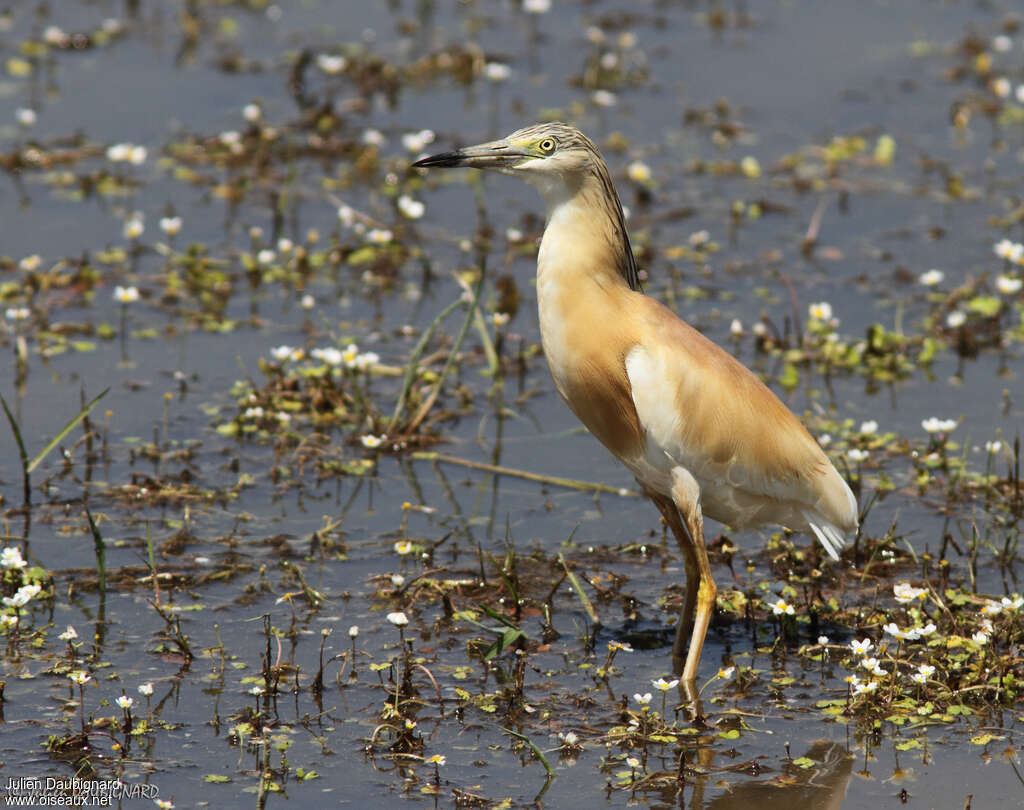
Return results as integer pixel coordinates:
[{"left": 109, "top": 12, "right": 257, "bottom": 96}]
[
  {"left": 670, "top": 468, "right": 716, "bottom": 685},
  {"left": 646, "top": 491, "right": 699, "bottom": 676}
]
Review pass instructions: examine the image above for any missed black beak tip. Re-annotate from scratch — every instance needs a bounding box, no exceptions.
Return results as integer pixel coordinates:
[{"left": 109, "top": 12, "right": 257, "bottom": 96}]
[{"left": 412, "top": 150, "right": 463, "bottom": 169}]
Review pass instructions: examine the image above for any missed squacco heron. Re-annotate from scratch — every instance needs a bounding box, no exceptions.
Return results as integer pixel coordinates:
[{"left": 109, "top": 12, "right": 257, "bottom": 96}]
[{"left": 414, "top": 123, "right": 858, "bottom": 683}]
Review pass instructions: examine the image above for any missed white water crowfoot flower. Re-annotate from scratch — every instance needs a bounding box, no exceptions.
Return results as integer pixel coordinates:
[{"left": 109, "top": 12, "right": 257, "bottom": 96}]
[
  {"left": 116, "top": 695, "right": 134, "bottom": 710},
  {"left": 918, "top": 268, "right": 944, "bottom": 286},
  {"left": 850, "top": 638, "right": 874, "bottom": 656},
  {"left": 770, "top": 598, "right": 795, "bottom": 616},
  {"left": 138, "top": 682, "right": 154, "bottom": 696},
  {"left": 861, "top": 657, "right": 888, "bottom": 676},
  {"left": 632, "top": 692, "right": 652, "bottom": 708},
  {"left": 123, "top": 214, "right": 144, "bottom": 240},
  {"left": 808, "top": 301, "right": 833, "bottom": 322},
  {"left": 717, "top": 666, "right": 735, "bottom": 680},
  {"left": 995, "top": 275, "right": 1022, "bottom": 295},
  {"left": 113, "top": 285, "right": 140, "bottom": 304},
  {"left": 3, "top": 583, "right": 41, "bottom": 608},
  {"left": 1001, "top": 595, "right": 1024, "bottom": 611},
  {"left": 360, "top": 434, "right": 386, "bottom": 449},
  {"left": 1, "top": 546, "right": 27, "bottom": 569},
  {"left": 847, "top": 448, "right": 869, "bottom": 463},
  {"left": 58, "top": 625, "right": 78, "bottom": 642},
  {"left": 911, "top": 663, "right": 936, "bottom": 684},
  {"left": 921, "top": 417, "right": 957, "bottom": 435},
  {"left": 945, "top": 310, "right": 967, "bottom": 329},
  {"left": 893, "top": 581, "right": 928, "bottom": 603},
  {"left": 68, "top": 670, "right": 91, "bottom": 685},
  {"left": 993, "top": 239, "right": 1024, "bottom": 264},
  {"left": 159, "top": 216, "right": 182, "bottom": 236},
  {"left": 652, "top": 677, "right": 679, "bottom": 691},
  {"left": 387, "top": 611, "right": 409, "bottom": 627},
  {"left": 849, "top": 675, "right": 878, "bottom": 696},
  {"left": 883, "top": 622, "right": 921, "bottom": 641},
  {"left": 397, "top": 195, "right": 425, "bottom": 219}
]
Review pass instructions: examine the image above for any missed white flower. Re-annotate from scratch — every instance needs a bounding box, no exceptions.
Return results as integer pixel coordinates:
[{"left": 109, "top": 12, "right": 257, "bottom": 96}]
[
  {"left": 484, "top": 62, "right": 511, "bottom": 82},
  {"left": 116, "top": 695, "right": 134, "bottom": 710},
  {"left": 128, "top": 145, "right": 147, "bottom": 165},
  {"left": 277, "top": 238, "right": 293, "bottom": 253},
  {"left": 689, "top": 230, "right": 710, "bottom": 247},
  {"left": 360, "top": 434, "right": 385, "bottom": 449},
  {"left": 893, "top": 581, "right": 927, "bottom": 603},
  {"left": 919, "top": 269, "right": 944, "bottom": 286},
  {"left": 985, "top": 440, "right": 1003, "bottom": 454},
  {"left": 19, "top": 254, "right": 41, "bottom": 271},
  {"left": 505, "top": 227, "right": 523, "bottom": 242},
  {"left": 625, "top": 756, "right": 640, "bottom": 768},
  {"left": 243, "top": 407, "right": 264, "bottom": 420},
  {"left": 249, "top": 685, "right": 265, "bottom": 696},
  {"left": 315, "top": 53, "right": 347, "bottom": 75},
  {"left": 257, "top": 249, "right": 276, "bottom": 265},
  {"left": 311, "top": 347, "right": 343, "bottom": 366},
  {"left": 113, "top": 285, "right": 140, "bottom": 304},
  {"left": 883, "top": 622, "right": 921, "bottom": 641},
  {"left": 847, "top": 448, "right": 869, "bottom": 463},
  {"left": 355, "top": 351, "right": 379, "bottom": 370},
  {"left": 945, "top": 310, "right": 967, "bottom": 328},
  {"left": 717, "top": 666, "right": 735, "bottom": 680},
  {"left": 243, "top": 103, "right": 261, "bottom": 122},
  {"left": 1, "top": 546, "right": 26, "bottom": 569},
  {"left": 138, "top": 682, "right": 154, "bottom": 696},
  {"left": 2, "top": 584, "right": 41, "bottom": 608},
  {"left": 861, "top": 657, "right": 888, "bottom": 676},
  {"left": 921, "top": 417, "right": 957, "bottom": 435},
  {"left": 770, "top": 598, "right": 794, "bottom": 616},
  {"left": 992, "top": 34, "right": 1013, "bottom": 52},
  {"left": 16, "top": 107, "right": 36, "bottom": 127},
  {"left": 523, "top": 0, "right": 551, "bottom": 13},
  {"left": 426, "top": 754, "right": 446, "bottom": 766},
  {"left": 817, "top": 635, "right": 830, "bottom": 645},
  {"left": 5, "top": 306, "right": 30, "bottom": 320},
  {"left": 58, "top": 625, "right": 78, "bottom": 641},
  {"left": 995, "top": 275, "right": 1022, "bottom": 295},
  {"left": 859, "top": 420, "right": 878, "bottom": 435},
  {"left": 348, "top": 625, "right": 359, "bottom": 638},
  {"left": 849, "top": 675, "right": 878, "bottom": 696},
  {"left": 632, "top": 692, "right": 652, "bottom": 706},
  {"left": 394, "top": 540, "right": 413, "bottom": 555},
  {"left": 492, "top": 312, "right": 510, "bottom": 328},
  {"left": 123, "top": 215, "right": 144, "bottom": 240},
  {"left": 627, "top": 161, "right": 652, "bottom": 183},
  {"left": 107, "top": 143, "right": 132, "bottom": 162},
  {"left": 993, "top": 239, "right": 1024, "bottom": 263},
  {"left": 68, "top": 670, "right": 91, "bottom": 685},
  {"left": 911, "top": 663, "right": 935, "bottom": 684},
  {"left": 337, "top": 205, "right": 355, "bottom": 227},
  {"left": 971, "top": 631, "right": 989, "bottom": 645},
  {"left": 982, "top": 602, "right": 1003, "bottom": 616},
  {"left": 850, "top": 638, "right": 874, "bottom": 656},
  {"left": 1000, "top": 596, "right": 1023, "bottom": 611},
  {"left": 592, "top": 89, "right": 617, "bottom": 107},
  {"left": 652, "top": 677, "right": 679, "bottom": 691},
  {"left": 397, "top": 195, "right": 425, "bottom": 219},
  {"left": 271, "top": 345, "right": 294, "bottom": 361},
  {"left": 991, "top": 77, "right": 1011, "bottom": 98},
  {"left": 159, "top": 216, "right": 182, "bottom": 235},
  {"left": 401, "top": 129, "right": 435, "bottom": 153},
  {"left": 300, "top": 294, "right": 315, "bottom": 310},
  {"left": 390, "top": 574, "right": 405, "bottom": 587},
  {"left": 559, "top": 731, "right": 579, "bottom": 746},
  {"left": 387, "top": 611, "right": 409, "bottom": 627},
  {"left": 729, "top": 319, "right": 743, "bottom": 336},
  {"left": 916, "top": 622, "right": 937, "bottom": 637},
  {"left": 808, "top": 301, "right": 833, "bottom": 321},
  {"left": 362, "top": 128, "right": 385, "bottom": 146},
  {"left": 365, "top": 228, "right": 393, "bottom": 245}
]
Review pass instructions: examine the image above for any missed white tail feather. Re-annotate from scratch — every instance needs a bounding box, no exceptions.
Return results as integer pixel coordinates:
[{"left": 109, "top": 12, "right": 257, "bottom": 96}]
[{"left": 803, "top": 512, "right": 849, "bottom": 561}]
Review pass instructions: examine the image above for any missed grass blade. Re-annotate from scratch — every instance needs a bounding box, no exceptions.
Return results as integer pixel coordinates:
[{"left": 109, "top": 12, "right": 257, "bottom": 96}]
[
  {"left": 84, "top": 507, "right": 106, "bottom": 593},
  {"left": 27, "top": 388, "right": 109, "bottom": 474},
  {"left": 0, "top": 393, "right": 31, "bottom": 504}
]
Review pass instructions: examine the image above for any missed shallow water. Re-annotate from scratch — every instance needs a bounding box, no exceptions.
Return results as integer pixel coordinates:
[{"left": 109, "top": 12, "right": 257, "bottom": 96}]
[{"left": 1, "top": 1, "right": 1022, "bottom": 808}]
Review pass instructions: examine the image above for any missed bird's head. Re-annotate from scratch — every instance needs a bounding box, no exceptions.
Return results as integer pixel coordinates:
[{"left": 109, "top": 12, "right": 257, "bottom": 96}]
[{"left": 413, "top": 122, "right": 600, "bottom": 199}]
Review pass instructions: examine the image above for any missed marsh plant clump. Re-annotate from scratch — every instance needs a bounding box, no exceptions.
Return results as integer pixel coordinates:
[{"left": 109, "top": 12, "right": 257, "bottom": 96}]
[{"left": 0, "top": 2, "right": 1022, "bottom": 808}]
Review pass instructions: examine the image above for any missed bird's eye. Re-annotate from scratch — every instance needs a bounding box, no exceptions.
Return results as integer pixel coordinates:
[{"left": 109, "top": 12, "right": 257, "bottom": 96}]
[{"left": 538, "top": 138, "right": 556, "bottom": 154}]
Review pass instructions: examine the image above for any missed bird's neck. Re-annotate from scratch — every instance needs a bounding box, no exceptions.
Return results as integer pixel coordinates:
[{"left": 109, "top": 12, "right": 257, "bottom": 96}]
[{"left": 529, "top": 167, "right": 639, "bottom": 292}]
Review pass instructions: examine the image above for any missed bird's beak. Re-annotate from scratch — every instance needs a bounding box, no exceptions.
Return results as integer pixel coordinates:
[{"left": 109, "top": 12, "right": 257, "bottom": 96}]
[{"left": 412, "top": 138, "right": 530, "bottom": 170}]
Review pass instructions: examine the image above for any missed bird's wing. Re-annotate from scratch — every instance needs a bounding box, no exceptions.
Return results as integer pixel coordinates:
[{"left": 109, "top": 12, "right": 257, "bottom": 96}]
[{"left": 624, "top": 294, "right": 857, "bottom": 545}]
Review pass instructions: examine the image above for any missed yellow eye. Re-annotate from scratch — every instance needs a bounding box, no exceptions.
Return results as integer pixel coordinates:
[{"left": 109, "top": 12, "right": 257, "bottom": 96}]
[{"left": 539, "top": 138, "right": 556, "bottom": 154}]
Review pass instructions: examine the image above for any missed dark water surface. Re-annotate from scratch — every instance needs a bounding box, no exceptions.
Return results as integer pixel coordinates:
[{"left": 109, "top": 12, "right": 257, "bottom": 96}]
[{"left": 1, "top": 1, "right": 1022, "bottom": 808}]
